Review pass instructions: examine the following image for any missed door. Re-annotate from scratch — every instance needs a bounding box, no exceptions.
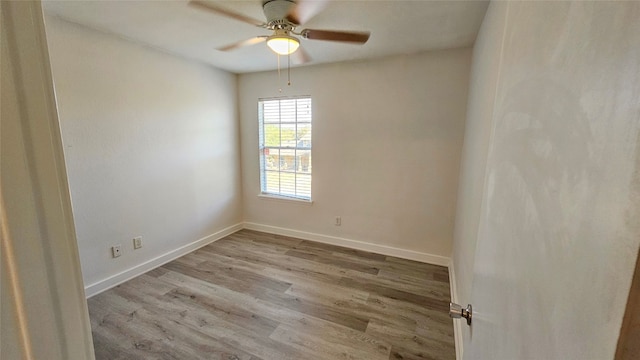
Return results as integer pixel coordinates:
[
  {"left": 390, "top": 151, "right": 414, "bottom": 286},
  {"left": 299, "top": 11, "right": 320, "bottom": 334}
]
[
  {"left": 615, "top": 247, "right": 640, "bottom": 359},
  {"left": 464, "top": 2, "right": 640, "bottom": 359}
]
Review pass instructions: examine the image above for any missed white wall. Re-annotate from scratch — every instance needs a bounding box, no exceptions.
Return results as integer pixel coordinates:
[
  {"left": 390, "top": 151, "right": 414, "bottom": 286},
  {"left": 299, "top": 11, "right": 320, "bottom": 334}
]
[
  {"left": 44, "top": 16, "right": 243, "bottom": 295},
  {"left": 454, "top": 1, "right": 640, "bottom": 359},
  {"left": 239, "top": 49, "right": 471, "bottom": 259}
]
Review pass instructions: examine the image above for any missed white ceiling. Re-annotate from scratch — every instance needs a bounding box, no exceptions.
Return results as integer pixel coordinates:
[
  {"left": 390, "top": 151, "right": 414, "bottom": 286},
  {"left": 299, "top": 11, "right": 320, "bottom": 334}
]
[{"left": 42, "top": 0, "right": 489, "bottom": 74}]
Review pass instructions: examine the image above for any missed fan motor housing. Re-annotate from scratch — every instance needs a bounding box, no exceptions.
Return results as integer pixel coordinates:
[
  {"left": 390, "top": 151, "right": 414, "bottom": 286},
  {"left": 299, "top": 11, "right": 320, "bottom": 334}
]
[{"left": 262, "top": 0, "right": 295, "bottom": 25}]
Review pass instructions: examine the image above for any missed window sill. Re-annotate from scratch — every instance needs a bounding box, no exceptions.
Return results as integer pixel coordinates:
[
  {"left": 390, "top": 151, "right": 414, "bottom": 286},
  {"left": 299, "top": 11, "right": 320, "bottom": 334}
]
[{"left": 258, "top": 194, "right": 314, "bottom": 206}]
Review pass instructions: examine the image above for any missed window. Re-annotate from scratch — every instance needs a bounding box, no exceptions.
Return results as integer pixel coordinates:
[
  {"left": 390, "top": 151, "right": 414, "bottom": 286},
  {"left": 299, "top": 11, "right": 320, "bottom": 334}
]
[{"left": 259, "top": 96, "right": 312, "bottom": 200}]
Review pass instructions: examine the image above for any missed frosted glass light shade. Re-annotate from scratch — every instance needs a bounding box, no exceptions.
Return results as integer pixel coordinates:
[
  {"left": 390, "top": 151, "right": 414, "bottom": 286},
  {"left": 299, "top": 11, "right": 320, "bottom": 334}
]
[{"left": 267, "top": 35, "right": 300, "bottom": 55}]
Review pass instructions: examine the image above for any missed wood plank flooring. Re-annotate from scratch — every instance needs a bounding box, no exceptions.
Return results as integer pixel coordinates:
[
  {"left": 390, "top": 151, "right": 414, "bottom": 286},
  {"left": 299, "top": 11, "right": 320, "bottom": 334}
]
[{"left": 88, "top": 230, "right": 455, "bottom": 360}]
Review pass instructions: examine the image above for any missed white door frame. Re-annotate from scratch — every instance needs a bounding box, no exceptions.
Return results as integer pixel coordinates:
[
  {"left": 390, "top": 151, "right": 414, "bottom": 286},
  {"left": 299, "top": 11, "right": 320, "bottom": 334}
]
[{"left": 1, "top": 1, "right": 95, "bottom": 359}]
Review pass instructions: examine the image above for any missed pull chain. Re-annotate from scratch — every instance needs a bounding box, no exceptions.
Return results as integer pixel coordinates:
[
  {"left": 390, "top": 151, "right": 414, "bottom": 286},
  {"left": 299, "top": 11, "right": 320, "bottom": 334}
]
[
  {"left": 276, "top": 41, "right": 293, "bottom": 90},
  {"left": 277, "top": 54, "right": 282, "bottom": 93},
  {"left": 287, "top": 40, "right": 291, "bottom": 86}
]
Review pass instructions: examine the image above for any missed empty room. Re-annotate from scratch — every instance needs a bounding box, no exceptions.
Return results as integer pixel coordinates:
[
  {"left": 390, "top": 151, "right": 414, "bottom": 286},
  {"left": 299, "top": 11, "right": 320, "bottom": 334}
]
[{"left": 2, "top": 1, "right": 639, "bottom": 359}]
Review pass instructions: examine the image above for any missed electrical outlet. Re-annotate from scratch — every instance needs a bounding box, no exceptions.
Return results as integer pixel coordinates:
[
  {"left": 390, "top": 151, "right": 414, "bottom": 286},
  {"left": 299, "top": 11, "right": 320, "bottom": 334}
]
[
  {"left": 111, "top": 245, "right": 122, "bottom": 258},
  {"left": 133, "top": 236, "right": 142, "bottom": 250},
  {"left": 335, "top": 216, "right": 341, "bottom": 226}
]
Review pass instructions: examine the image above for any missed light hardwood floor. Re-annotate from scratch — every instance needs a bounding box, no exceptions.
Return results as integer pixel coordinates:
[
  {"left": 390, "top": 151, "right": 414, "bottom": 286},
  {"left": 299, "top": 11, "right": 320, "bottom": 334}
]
[{"left": 88, "top": 230, "right": 455, "bottom": 360}]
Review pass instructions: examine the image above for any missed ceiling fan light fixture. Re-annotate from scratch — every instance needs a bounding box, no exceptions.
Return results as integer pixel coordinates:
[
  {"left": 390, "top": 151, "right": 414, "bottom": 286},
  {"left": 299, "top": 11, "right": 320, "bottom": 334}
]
[{"left": 267, "top": 34, "right": 300, "bottom": 55}]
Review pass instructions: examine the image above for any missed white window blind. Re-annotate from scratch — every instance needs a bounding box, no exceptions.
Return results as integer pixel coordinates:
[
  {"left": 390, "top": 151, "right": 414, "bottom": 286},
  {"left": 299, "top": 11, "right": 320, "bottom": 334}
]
[{"left": 259, "top": 97, "right": 312, "bottom": 200}]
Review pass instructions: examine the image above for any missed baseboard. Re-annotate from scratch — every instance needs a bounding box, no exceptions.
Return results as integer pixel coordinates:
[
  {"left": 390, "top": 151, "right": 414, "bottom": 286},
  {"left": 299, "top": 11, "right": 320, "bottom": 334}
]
[
  {"left": 243, "top": 222, "right": 450, "bottom": 267},
  {"left": 83, "top": 222, "right": 451, "bottom": 298},
  {"left": 449, "top": 259, "right": 464, "bottom": 360},
  {"left": 84, "top": 222, "right": 244, "bottom": 298}
]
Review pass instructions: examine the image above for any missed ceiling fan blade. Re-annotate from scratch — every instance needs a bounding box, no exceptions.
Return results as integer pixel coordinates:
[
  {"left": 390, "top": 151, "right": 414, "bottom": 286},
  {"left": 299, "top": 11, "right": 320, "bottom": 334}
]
[
  {"left": 286, "top": 0, "right": 329, "bottom": 25},
  {"left": 217, "top": 36, "right": 267, "bottom": 52},
  {"left": 292, "top": 47, "right": 312, "bottom": 64},
  {"left": 302, "top": 29, "right": 370, "bottom": 44},
  {"left": 189, "top": 0, "right": 266, "bottom": 27}
]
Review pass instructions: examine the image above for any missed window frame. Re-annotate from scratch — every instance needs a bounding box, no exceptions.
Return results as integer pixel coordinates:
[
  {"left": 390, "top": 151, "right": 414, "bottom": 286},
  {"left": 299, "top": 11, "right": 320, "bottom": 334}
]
[{"left": 258, "top": 95, "right": 312, "bottom": 202}]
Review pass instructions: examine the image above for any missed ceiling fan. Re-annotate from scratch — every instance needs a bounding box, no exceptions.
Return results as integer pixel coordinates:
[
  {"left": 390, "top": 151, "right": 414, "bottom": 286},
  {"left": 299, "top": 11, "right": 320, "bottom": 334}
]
[{"left": 188, "top": 0, "right": 371, "bottom": 63}]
